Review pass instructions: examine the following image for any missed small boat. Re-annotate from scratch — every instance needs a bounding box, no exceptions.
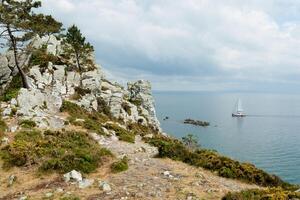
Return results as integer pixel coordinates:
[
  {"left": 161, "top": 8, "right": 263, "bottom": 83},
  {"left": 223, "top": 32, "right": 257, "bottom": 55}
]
[{"left": 232, "top": 98, "right": 246, "bottom": 117}]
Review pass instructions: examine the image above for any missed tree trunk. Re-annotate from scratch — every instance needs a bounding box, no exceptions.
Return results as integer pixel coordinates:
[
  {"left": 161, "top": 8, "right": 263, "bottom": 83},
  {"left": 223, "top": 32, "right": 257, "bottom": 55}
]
[
  {"left": 75, "top": 50, "right": 83, "bottom": 87},
  {"left": 7, "top": 25, "right": 30, "bottom": 89},
  {"left": 75, "top": 51, "right": 82, "bottom": 73}
]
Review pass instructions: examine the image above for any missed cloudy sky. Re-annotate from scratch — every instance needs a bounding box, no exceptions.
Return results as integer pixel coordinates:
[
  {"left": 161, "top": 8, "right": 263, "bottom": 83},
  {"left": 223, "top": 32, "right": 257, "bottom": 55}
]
[{"left": 41, "top": 0, "right": 300, "bottom": 92}]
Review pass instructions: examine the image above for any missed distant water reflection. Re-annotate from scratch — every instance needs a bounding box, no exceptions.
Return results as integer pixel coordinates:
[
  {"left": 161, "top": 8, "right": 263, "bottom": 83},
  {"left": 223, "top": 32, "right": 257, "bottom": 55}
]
[{"left": 154, "top": 92, "right": 300, "bottom": 184}]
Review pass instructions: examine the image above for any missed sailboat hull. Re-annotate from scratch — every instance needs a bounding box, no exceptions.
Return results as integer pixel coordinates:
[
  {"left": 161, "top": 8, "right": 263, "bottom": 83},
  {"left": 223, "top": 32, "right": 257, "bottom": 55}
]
[{"left": 232, "top": 113, "right": 246, "bottom": 117}]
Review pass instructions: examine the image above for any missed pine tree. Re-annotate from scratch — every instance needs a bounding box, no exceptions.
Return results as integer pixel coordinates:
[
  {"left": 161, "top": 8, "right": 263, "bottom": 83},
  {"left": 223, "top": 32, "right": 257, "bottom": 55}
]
[
  {"left": 63, "top": 25, "right": 94, "bottom": 72},
  {"left": 0, "top": 0, "right": 62, "bottom": 88}
]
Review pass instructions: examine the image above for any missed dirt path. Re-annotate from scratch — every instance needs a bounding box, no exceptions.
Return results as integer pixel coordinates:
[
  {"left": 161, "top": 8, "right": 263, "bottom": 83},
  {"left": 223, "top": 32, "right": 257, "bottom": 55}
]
[
  {"left": 0, "top": 134, "right": 259, "bottom": 200},
  {"left": 87, "top": 135, "right": 259, "bottom": 200}
]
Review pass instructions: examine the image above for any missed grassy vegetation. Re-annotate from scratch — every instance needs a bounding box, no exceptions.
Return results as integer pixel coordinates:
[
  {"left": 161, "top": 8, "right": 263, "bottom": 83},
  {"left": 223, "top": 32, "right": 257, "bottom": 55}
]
[
  {"left": 222, "top": 188, "right": 300, "bottom": 200},
  {"left": 0, "top": 116, "right": 7, "bottom": 138},
  {"left": 60, "top": 195, "right": 80, "bottom": 200},
  {"left": 127, "top": 123, "right": 158, "bottom": 136},
  {"left": 182, "top": 134, "right": 200, "bottom": 151},
  {"left": 60, "top": 100, "right": 109, "bottom": 135},
  {"left": 19, "top": 119, "right": 37, "bottom": 128},
  {"left": 146, "top": 135, "right": 291, "bottom": 188},
  {"left": 97, "top": 97, "right": 111, "bottom": 117},
  {"left": 71, "top": 87, "right": 91, "bottom": 100},
  {"left": 105, "top": 123, "right": 135, "bottom": 143},
  {"left": 129, "top": 98, "right": 142, "bottom": 107},
  {"left": 61, "top": 101, "right": 158, "bottom": 142},
  {"left": 111, "top": 157, "right": 129, "bottom": 173},
  {"left": 0, "top": 130, "right": 112, "bottom": 173},
  {"left": 0, "top": 74, "right": 22, "bottom": 102},
  {"left": 29, "top": 45, "right": 62, "bottom": 71}
]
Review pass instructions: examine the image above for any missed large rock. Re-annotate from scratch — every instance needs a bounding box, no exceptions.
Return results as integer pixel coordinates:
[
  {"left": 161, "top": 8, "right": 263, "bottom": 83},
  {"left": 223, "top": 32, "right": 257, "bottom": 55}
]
[
  {"left": 63, "top": 170, "right": 83, "bottom": 182},
  {"left": 0, "top": 55, "right": 11, "bottom": 86},
  {"left": 31, "top": 35, "right": 62, "bottom": 56},
  {"left": 0, "top": 51, "right": 28, "bottom": 93},
  {"left": 17, "top": 88, "right": 63, "bottom": 129},
  {"left": 128, "top": 80, "right": 161, "bottom": 131},
  {"left": 100, "top": 81, "right": 124, "bottom": 118},
  {"left": 81, "top": 69, "right": 103, "bottom": 92}
]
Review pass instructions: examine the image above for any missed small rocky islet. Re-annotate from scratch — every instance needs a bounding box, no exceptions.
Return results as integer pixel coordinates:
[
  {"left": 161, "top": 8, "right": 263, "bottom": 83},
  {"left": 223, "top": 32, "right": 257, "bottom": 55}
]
[
  {"left": 183, "top": 118, "right": 210, "bottom": 127},
  {"left": 0, "top": 1, "right": 300, "bottom": 199}
]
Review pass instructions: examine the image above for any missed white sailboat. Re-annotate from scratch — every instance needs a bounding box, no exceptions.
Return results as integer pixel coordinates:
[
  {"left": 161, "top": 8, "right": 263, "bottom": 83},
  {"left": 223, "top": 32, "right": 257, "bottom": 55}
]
[{"left": 232, "top": 98, "right": 246, "bottom": 117}]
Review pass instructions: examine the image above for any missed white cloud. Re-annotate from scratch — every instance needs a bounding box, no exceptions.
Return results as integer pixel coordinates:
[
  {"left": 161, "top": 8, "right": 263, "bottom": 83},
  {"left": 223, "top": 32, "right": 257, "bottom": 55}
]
[
  {"left": 41, "top": 0, "right": 300, "bottom": 91},
  {"left": 43, "top": 0, "right": 75, "bottom": 12}
]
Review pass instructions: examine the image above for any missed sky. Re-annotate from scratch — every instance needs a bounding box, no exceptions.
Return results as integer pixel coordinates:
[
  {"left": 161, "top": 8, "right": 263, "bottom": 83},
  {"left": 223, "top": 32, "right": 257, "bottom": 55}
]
[{"left": 41, "top": 0, "right": 300, "bottom": 92}]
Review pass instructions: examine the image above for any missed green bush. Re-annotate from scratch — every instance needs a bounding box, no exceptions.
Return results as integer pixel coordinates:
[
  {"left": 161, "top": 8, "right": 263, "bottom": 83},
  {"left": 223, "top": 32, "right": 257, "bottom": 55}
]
[
  {"left": 111, "top": 157, "right": 129, "bottom": 173},
  {"left": 60, "top": 101, "right": 109, "bottom": 135},
  {"left": 0, "top": 74, "right": 22, "bottom": 102},
  {"left": 97, "top": 97, "right": 111, "bottom": 117},
  {"left": 129, "top": 99, "right": 142, "bottom": 107},
  {"left": 222, "top": 188, "right": 300, "bottom": 200},
  {"left": 127, "top": 123, "right": 158, "bottom": 136},
  {"left": 73, "top": 87, "right": 91, "bottom": 99},
  {"left": 29, "top": 45, "right": 62, "bottom": 70},
  {"left": 105, "top": 123, "right": 135, "bottom": 143},
  {"left": 146, "top": 135, "right": 291, "bottom": 188},
  {"left": 182, "top": 134, "right": 200, "bottom": 150},
  {"left": 0, "top": 116, "right": 7, "bottom": 137},
  {"left": 0, "top": 130, "right": 113, "bottom": 173},
  {"left": 19, "top": 119, "right": 37, "bottom": 128}
]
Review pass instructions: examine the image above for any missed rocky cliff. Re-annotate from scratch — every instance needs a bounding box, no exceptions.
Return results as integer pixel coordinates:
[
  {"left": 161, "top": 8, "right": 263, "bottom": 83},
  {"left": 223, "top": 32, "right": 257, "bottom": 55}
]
[
  {"left": 1, "top": 35, "right": 293, "bottom": 200},
  {"left": 0, "top": 35, "right": 161, "bottom": 133}
]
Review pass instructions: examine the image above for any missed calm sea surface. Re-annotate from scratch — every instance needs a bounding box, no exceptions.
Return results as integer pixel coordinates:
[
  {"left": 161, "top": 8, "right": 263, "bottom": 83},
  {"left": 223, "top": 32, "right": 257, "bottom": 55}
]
[{"left": 154, "top": 91, "right": 300, "bottom": 184}]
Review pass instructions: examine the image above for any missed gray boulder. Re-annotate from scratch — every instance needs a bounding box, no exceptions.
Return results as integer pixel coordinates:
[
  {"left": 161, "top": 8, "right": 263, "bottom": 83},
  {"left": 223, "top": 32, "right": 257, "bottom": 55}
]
[
  {"left": 63, "top": 170, "right": 83, "bottom": 183},
  {"left": 128, "top": 80, "right": 161, "bottom": 131}
]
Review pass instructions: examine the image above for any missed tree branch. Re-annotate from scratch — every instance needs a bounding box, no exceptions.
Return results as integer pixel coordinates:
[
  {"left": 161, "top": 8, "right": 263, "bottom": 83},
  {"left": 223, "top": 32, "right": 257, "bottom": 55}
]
[{"left": 0, "top": 29, "right": 8, "bottom": 37}]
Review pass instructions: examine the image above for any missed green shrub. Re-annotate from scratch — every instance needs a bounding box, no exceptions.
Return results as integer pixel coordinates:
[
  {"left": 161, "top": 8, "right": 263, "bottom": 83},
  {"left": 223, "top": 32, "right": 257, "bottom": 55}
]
[
  {"left": 0, "top": 74, "right": 22, "bottom": 102},
  {"left": 146, "top": 135, "right": 291, "bottom": 188},
  {"left": 73, "top": 87, "right": 91, "bottom": 100},
  {"left": 182, "top": 134, "right": 200, "bottom": 150},
  {"left": 1, "top": 130, "right": 113, "bottom": 173},
  {"left": 105, "top": 123, "right": 135, "bottom": 143},
  {"left": 0, "top": 116, "right": 7, "bottom": 137},
  {"left": 29, "top": 45, "right": 62, "bottom": 70},
  {"left": 129, "top": 99, "right": 142, "bottom": 107},
  {"left": 127, "top": 123, "right": 158, "bottom": 136},
  {"left": 61, "top": 101, "right": 109, "bottom": 122},
  {"left": 97, "top": 97, "right": 111, "bottom": 117},
  {"left": 60, "top": 101, "right": 109, "bottom": 133},
  {"left": 222, "top": 188, "right": 300, "bottom": 200},
  {"left": 19, "top": 120, "right": 37, "bottom": 128},
  {"left": 111, "top": 157, "right": 129, "bottom": 173},
  {"left": 10, "top": 107, "right": 17, "bottom": 116},
  {"left": 60, "top": 101, "right": 87, "bottom": 117}
]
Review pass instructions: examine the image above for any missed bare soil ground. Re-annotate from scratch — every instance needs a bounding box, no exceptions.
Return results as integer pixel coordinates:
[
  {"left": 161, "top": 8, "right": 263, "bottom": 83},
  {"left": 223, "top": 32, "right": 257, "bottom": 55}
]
[{"left": 0, "top": 134, "right": 259, "bottom": 200}]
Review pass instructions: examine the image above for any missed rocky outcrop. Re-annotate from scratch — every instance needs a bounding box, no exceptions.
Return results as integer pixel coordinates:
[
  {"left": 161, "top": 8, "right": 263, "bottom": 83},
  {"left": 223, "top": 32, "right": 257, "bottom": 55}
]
[
  {"left": 0, "top": 35, "right": 161, "bottom": 131},
  {"left": 128, "top": 80, "right": 161, "bottom": 131},
  {"left": 0, "top": 51, "right": 28, "bottom": 93},
  {"left": 30, "top": 35, "right": 62, "bottom": 56}
]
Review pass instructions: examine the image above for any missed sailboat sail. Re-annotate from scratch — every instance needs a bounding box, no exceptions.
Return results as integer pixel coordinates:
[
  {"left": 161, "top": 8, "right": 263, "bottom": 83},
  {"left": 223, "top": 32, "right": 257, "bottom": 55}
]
[
  {"left": 237, "top": 99, "right": 243, "bottom": 112},
  {"left": 232, "top": 98, "right": 246, "bottom": 117}
]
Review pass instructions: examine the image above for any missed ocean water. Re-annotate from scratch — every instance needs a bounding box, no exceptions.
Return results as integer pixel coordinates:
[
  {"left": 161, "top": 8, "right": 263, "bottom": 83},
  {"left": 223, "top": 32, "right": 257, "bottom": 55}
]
[{"left": 154, "top": 91, "right": 300, "bottom": 184}]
